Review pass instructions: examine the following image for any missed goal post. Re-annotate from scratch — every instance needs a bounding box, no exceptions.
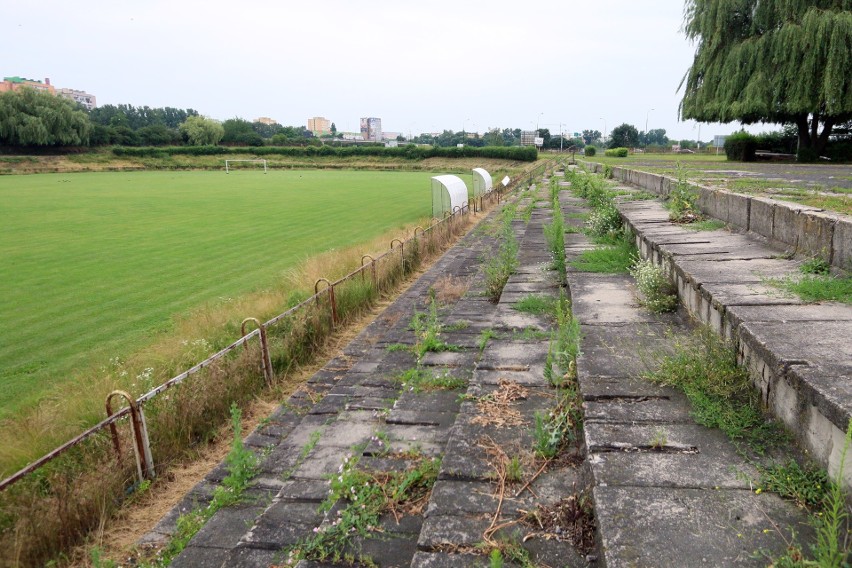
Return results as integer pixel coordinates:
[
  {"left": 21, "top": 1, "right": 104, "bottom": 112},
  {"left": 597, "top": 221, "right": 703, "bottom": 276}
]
[{"left": 225, "top": 159, "right": 268, "bottom": 174}]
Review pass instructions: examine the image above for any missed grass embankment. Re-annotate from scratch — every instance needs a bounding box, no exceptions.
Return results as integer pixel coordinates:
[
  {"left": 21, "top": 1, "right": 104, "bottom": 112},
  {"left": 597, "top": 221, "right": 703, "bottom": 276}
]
[
  {"left": 587, "top": 153, "right": 852, "bottom": 216},
  {"left": 0, "top": 149, "right": 527, "bottom": 177}
]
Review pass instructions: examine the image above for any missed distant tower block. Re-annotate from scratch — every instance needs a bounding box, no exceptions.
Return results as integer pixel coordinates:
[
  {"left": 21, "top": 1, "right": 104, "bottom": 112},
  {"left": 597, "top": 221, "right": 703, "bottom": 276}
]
[
  {"left": 472, "top": 168, "right": 493, "bottom": 197},
  {"left": 431, "top": 175, "right": 468, "bottom": 218}
]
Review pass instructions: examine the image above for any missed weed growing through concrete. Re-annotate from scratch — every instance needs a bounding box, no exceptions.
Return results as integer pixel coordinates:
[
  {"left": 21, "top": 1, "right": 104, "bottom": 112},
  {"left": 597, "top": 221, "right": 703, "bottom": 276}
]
[
  {"left": 570, "top": 229, "right": 637, "bottom": 274},
  {"left": 143, "top": 404, "right": 258, "bottom": 567},
  {"left": 287, "top": 453, "right": 440, "bottom": 565},
  {"left": 770, "top": 273, "right": 852, "bottom": 305},
  {"left": 513, "top": 295, "right": 558, "bottom": 316},
  {"left": 644, "top": 326, "right": 786, "bottom": 455},
  {"left": 800, "top": 256, "right": 832, "bottom": 275},
  {"left": 484, "top": 204, "right": 520, "bottom": 302},
  {"left": 396, "top": 367, "right": 467, "bottom": 393},
  {"left": 683, "top": 219, "right": 727, "bottom": 232},
  {"left": 630, "top": 259, "right": 679, "bottom": 313},
  {"left": 411, "top": 295, "right": 461, "bottom": 362},
  {"left": 667, "top": 163, "right": 701, "bottom": 223},
  {"left": 768, "top": 421, "right": 852, "bottom": 566},
  {"left": 478, "top": 329, "right": 500, "bottom": 353},
  {"left": 543, "top": 184, "right": 567, "bottom": 281}
]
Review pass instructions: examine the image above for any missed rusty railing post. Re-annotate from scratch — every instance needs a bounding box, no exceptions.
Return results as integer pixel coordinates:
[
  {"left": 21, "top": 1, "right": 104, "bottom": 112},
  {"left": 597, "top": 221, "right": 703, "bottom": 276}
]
[
  {"left": 106, "top": 390, "right": 155, "bottom": 483},
  {"left": 361, "top": 254, "right": 378, "bottom": 289},
  {"left": 391, "top": 238, "right": 405, "bottom": 273},
  {"left": 314, "top": 278, "right": 338, "bottom": 328},
  {"left": 241, "top": 317, "right": 274, "bottom": 384}
]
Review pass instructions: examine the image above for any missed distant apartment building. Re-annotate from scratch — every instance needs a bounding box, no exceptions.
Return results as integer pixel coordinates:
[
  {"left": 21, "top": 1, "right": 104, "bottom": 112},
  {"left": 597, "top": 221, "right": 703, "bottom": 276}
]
[
  {"left": 1, "top": 76, "right": 97, "bottom": 110},
  {"left": 307, "top": 116, "right": 331, "bottom": 135},
  {"left": 255, "top": 116, "right": 277, "bottom": 125},
  {"left": 0, "top": 76, "right": 55, "bottom": 94},
  {"left": 382, "top": 131, "right": 401, "bottom": 141},
  {"left": 360, "top": 117, "right": 381, "bottom": 142},
  {"left": 58, "top": 87, "right": 96, "bottom": 110}
]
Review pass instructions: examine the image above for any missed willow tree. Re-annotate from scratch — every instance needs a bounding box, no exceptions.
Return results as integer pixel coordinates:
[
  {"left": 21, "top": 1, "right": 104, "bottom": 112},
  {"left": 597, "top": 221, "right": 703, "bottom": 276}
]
[
  {"left": 680, "top": 1, "right": 852, "bottom": 159},
  {"left": 0, "top": 87, "right": 91, "bottom": 146}
]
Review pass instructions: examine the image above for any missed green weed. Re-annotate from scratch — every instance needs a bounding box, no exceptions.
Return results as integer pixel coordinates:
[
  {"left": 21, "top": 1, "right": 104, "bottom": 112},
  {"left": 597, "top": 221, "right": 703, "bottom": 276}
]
[
  {"left": 513, "top": 295, "right": 558, "bottom": 316},
  {"left": 478, "top": 329, "right": 499, "bottom": 353},
  {"left": 630, "top": 259, "right": 678, "bottom": 313},
  {"left": 411, "top": 297, "right": 461, "bottom": 361},
  {"left": 484, "top": 204, "right": 520, "bottom": 302},
  {"left": 571, "top": 231, "right": 637, "bottom": 274},
  {"left": 800, "top": 256, "right": 832, "bottom": 276},
  {"left": 667, "top": 163, "right": 701, "bottom": 223},
  {"left": 771, "top": 274, "right": 852, "bottom": 304},
  {"left": 397, "top": 368, "right": 467, "bottom": 393},
  {"left": 143, "top": 403, "right": 258, "bottom": 567},
  {"left": 644, "top": 327, "right": 785, "bottom": 455},
  {"left": 683, "top": 219, "right": 727, "bottom": 232},
  {"left": 289, "top": 453, "right": 440, "bottom": 564}
]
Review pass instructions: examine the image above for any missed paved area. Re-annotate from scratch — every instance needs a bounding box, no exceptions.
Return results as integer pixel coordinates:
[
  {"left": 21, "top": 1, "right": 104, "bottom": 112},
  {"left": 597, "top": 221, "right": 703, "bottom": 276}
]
[{"left": 144, "top": 169, "right": 832, "bottom": 567}]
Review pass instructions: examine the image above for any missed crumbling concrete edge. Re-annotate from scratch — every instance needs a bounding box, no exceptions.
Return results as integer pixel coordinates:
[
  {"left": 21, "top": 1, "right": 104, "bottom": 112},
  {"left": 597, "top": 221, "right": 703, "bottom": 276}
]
[
  {"left": 620, "top": 205, "right": 852, "bottom": 492},
  {"left": 579, "top": 160, "right": 852, "bottom": 270}
]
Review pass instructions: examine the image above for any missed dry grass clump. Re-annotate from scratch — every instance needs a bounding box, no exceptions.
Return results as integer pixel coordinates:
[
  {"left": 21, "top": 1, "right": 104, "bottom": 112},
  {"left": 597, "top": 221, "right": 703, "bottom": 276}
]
[{"left": 431, "top": 275, "right": 471, "bottom": 305}]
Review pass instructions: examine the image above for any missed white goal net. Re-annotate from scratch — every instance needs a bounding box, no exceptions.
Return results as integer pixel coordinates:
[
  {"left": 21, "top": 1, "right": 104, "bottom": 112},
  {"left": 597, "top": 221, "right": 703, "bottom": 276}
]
[{"left": 225, "top": 159, "right": 268, "bottom": 173}]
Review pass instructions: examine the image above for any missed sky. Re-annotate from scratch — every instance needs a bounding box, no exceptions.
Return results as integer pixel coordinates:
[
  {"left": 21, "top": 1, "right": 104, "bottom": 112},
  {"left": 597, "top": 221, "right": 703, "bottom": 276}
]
[{"left": 2, "top": 0, "right": 765, "bottom": 142}]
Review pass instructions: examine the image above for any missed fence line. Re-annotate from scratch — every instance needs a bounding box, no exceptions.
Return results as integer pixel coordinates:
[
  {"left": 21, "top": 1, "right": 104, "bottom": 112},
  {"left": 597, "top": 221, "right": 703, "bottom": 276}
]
[{"left": 0, "top": 160, "right": 556, "bottom": 494}]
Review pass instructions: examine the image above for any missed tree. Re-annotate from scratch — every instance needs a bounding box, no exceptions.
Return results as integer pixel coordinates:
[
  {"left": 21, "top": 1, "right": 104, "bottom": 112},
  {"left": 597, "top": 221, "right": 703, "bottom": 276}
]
[
  {"left": 483, "top": 130, "right": 504, "bottom": 146},
  {"left": 137, "top": 124, "right": 181, "bottom": 146},
  {"left": 642, "top": 128, "right": 669, "bottom": 146},
  {"left": 222, "top": 118, "right": 264, "bottom": 146},
  {"left": 608, "top": 123, "right": 639, "bottom": 148},
  {"left": 680, "top": 0, "right": 852, "bottom": 160},
  {"left": 0, "top": 87, "right": 91, "bottom": 146},
  {"left": 179, "top": 115, "right": 224, "bottom": 145},
  {"left": 582, "top": 129, "right": 602, "bottom": 145},
  {"left": 330, "top": 122, "right": 337, "bottom": 136}
]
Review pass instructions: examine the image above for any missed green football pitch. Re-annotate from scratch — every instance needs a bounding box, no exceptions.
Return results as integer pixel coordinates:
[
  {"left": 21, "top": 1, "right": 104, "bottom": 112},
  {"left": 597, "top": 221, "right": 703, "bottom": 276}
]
[{"left": 0, "top": 169, "right": 449, "bottom": 417}]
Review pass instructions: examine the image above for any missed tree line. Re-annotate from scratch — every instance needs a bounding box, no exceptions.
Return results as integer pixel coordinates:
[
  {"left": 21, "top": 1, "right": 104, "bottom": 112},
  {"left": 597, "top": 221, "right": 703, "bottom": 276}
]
[{"left": 0, "top": 89, "right": 318, "bottom": 148}]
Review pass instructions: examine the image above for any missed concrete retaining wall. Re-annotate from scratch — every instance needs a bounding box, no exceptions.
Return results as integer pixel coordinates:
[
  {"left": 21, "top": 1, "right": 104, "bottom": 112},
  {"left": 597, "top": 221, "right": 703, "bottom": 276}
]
[
  {"left": 580, "top": 160, "right": 852, "bottom": 269},
  {"left": 618, "top": 198, "right": 852, "bottom": 491}
]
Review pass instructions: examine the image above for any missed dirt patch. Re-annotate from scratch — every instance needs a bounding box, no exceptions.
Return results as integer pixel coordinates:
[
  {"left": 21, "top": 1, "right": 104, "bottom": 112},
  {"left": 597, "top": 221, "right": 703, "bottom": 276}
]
[{"left": 522, "top": 493, "right": 597, "bottom": 554}]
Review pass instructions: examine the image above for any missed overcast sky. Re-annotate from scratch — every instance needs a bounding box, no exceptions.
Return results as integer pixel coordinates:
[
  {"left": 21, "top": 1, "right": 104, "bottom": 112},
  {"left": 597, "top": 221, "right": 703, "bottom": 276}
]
[{"left": 4, "top": 0, "right": 763, "bottom": 141}]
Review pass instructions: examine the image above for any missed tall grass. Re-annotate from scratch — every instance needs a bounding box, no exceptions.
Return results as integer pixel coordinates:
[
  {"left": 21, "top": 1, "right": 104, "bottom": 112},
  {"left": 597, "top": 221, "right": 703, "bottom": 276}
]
[
  {"left": 484, "top": 204, "right": 520, "bottom": 301},
  {"left": 543, "top": 179, "right": 567, "bottom": 282}
]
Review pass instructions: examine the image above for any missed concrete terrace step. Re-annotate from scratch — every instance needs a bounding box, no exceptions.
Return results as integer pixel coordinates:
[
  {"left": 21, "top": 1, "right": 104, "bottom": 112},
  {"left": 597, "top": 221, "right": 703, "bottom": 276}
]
[
  {"left": 617, "top": 197, "right": 852, "bottom": 491},
  {"left": 154, "top": 184, "right": 594, "bottom": 567},
  {"left": 145, "top": 169, "right": 834, "bottom": 568},
  {"left": 560, "top": 193, "right": 814, "bottom": 567}
]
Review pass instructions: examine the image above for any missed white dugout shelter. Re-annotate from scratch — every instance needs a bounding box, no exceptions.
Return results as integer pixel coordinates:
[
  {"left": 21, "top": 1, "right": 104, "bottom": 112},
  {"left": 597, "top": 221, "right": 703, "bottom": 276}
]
[
  {"left": 472, "top": 168, "right": 493, "bottom": 196},
  {"left": 431, "top": 175, "right": 468, "bottom": 217}
]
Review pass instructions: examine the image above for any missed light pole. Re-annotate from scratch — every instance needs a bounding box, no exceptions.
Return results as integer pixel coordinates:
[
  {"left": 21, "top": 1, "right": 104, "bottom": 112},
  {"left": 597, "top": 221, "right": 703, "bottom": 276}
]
[
  {"left": 599, "top": 118, "right": 607, "bottom": 145},
  {"left": 645, "top": 108, "right": 654, "bottom": 149},
  {"left": 536, "top": 112, "right": 544, "bottom": 135}
]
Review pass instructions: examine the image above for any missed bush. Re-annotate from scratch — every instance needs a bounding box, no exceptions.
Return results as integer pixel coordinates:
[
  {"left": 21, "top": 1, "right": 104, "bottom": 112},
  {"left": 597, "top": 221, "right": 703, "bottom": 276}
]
[
  {"left": 111, "top": 144, "right": 539, "bottom": 162},
  {"left": 584, "top": 145, "right": 597, "bottom": 157},
  {"left": 630, "top": 259, "right": 678, "bottom": 313},
  {"left": 604, "top": 147, "right": 629, "bottom": 157},
  {"left": 824, "top": 140, "right": 852, "bottom": 163},
  {"left": 724, "top": 132, "right": 757, "bottom": 161}
]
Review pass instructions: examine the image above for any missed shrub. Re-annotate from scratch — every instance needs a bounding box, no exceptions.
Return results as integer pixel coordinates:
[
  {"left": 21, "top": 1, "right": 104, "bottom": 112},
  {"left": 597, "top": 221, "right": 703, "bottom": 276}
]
[
  {"left": 584, "top": 145, "right": 597, "bottom": 157},
  {"left": 724, "top": 132, "right": 757, "bottom": 161},
  {"left": 604, "top": 147, "right": 629, "bottom": 157},
  {"left": 630, "top": 259, "right": 678, "bottom": 313}
]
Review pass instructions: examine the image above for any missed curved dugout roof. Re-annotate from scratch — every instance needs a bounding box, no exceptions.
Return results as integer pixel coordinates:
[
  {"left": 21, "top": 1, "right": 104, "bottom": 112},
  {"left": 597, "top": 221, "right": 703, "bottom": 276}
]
[
  {"left": 431, "top": 175, "right": 468, "bottom": 217},
  {"left": 472, "top": 168, "right": 493, "bottom": 196}
]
